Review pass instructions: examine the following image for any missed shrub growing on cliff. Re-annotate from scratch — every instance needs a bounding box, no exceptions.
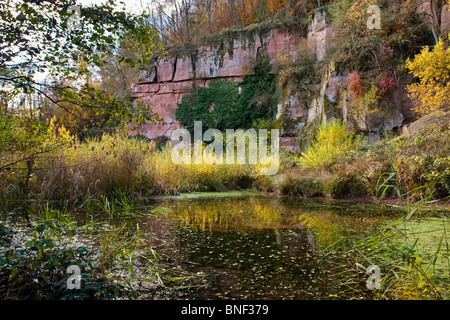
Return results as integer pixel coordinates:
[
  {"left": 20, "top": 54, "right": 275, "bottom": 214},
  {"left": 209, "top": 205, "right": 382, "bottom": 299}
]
[
  {"left": 276, "top": 37, "right": 320, "bottom": 90},
  {"left": 234, "top": 53, "right": 277, "bottom": 127},
  {"left": 328, "top": 0, "right": 435, "bottom": 75}
]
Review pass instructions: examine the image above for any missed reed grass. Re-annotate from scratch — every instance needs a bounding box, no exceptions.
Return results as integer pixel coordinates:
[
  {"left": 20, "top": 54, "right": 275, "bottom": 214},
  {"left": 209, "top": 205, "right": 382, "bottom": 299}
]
[
  {"left": 0, "top": 133, "right": 266, "bottom": 208},
  {"left": 322, "top": 181, "right": 450, "bottom": 300}
]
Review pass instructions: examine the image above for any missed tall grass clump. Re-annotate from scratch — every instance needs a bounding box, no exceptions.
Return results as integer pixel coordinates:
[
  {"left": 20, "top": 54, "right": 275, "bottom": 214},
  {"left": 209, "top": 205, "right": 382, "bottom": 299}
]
[{"left": 32, "top": 134, "right": 149, "bottom": 202}]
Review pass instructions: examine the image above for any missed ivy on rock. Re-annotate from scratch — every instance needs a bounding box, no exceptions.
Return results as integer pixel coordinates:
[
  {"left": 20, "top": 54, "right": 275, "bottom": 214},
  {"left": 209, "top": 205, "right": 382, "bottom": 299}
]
[{"left": 176, "top": 53, "right": 277, "bottom": 135}]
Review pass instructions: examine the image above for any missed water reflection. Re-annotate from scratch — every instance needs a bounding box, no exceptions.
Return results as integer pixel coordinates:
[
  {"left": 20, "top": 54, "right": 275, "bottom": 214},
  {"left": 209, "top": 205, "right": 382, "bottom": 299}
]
[
  {"left": 146, "top": 195, "right": 403, "bottom": 299},
  {"left": 165, "top": 197, "right": 285, "bottom": 231}
]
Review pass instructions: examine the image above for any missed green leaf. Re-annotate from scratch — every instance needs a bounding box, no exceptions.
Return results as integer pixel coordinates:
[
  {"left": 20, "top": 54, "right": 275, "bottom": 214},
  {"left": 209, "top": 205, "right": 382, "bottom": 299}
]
[
  {"left": 8, "top": 268, "right": 19, "bottom": 283},
  {"left": 43, "top": 238, "right": 54, "bottom": 248},
  {"left": 25, "top": 240, "right": 36, "bottom": 248},
  {"left": 77, "top": 247, "right": 88, "bottom": 254},
  {"left": 5, "top": 253, "right": 15, "bottom": 261},
  {"left": 36, "top": 224, "right": 45, "bottom": 233},
  {"left": 16, "top": 13, "right": 26, "bottom": 22},
  {"left": 65, "top": 250, "right": 73, "bottom": 259}
]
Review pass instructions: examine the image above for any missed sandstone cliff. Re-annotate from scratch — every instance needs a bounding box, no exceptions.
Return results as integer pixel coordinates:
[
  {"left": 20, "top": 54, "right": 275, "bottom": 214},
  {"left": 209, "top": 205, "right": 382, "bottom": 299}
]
[
  {"left": 131, "top": 3, "right": 450, "bottom": 151},
  {"left": 130, "top": 26, "right": 304, "bottom": 147}
]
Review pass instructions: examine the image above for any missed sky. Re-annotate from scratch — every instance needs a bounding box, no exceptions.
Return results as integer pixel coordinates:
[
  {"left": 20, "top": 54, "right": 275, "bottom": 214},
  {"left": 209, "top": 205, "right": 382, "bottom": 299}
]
[{"left": 77, "top": 0, "right": 155, "bottom": 14}]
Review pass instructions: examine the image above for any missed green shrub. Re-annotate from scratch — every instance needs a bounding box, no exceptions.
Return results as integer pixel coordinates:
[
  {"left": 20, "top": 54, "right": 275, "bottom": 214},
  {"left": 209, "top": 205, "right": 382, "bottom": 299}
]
[
  {"left": 278, "top": 176, "right": 324, "bottom": 197},
  {"left": 323, "top": 175, "right": 369, "bottom": 199},
  {"left": 253, "top": 175, "right": 274, "bottom": 192},
  {"left": 323, "top": 176, "right": 345, "bottom": 198},
  {"left": 276, "top": 37, "right": 321, "bottom": 90}
]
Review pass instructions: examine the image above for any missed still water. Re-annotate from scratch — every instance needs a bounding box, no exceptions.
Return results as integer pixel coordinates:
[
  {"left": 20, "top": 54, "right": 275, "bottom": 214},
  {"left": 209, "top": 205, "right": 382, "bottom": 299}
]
[{"left": 135, "top": 192, "right": 403, "bottom": 299}]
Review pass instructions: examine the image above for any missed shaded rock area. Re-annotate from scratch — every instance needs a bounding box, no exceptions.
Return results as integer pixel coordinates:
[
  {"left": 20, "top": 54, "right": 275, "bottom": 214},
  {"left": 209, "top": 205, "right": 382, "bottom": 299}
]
[{"left": 402, "top": 111, "right": 450, "bottom": 137}]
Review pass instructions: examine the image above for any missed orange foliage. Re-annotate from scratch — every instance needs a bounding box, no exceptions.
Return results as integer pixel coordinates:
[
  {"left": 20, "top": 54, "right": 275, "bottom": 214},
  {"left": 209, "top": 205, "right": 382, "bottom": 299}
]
[
  {"left": 347, "top": 72, "right": 366, "bottom": 102},
  {"left": 267, "top": 0, "right": 289, "bottom": 15},
  {"left": 238, "top": 0, "right": 258, "bottom": 25},
  {"left": 210, "top": 0, "right": 289, "bottom": 32}
]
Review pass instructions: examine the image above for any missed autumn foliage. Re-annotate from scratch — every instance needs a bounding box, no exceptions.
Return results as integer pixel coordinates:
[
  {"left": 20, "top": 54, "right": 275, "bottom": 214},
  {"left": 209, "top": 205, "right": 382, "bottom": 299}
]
[
  {"left": 211, "top": 0, "right": 291, "bottom": 30},
  {"left": 406, "top": 39, "right": 450, "bottom": 116},
  {"left": 347, "top": 72, "right": 366, "bottom": 102}
]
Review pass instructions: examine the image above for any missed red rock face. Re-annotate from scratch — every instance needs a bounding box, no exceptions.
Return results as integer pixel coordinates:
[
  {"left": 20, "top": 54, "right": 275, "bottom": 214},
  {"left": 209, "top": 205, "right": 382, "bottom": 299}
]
[
  {"left": 441, "top": 4, "right": 450, "bottom": 34},
  {"left": 130, "top": 81, "right": 191, "bottom": 139},
  {"left": 416, "top": 1, "right": 450, "bottom": 35},
  {"left": 131, "top": 28, "right": 304, "bottom": 141}
]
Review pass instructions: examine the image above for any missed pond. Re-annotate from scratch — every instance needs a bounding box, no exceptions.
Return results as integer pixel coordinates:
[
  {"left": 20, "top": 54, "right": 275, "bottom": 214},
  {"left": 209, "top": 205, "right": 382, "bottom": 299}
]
[
  {"left": 5, "top": 191, "right": 443, "bottom": 300},
  {"left": 132, "top": 192, "right": 405, "bottom": 299}
]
